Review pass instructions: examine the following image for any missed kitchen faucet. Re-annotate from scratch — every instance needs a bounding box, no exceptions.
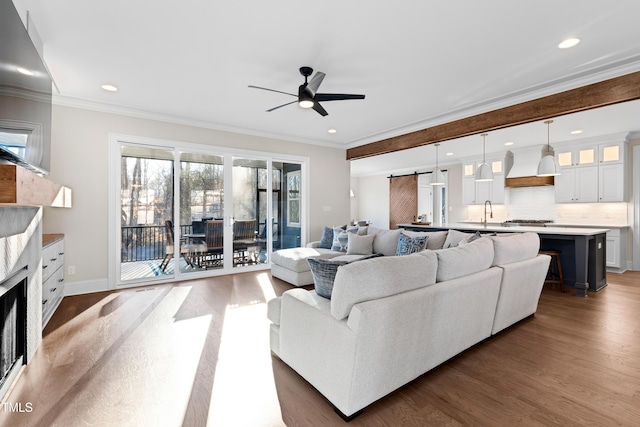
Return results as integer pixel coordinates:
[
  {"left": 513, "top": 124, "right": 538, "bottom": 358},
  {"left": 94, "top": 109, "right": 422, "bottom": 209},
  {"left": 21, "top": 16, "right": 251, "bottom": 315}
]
[{"left": 483, "top": 200, "right": 493, "bottom": 227}]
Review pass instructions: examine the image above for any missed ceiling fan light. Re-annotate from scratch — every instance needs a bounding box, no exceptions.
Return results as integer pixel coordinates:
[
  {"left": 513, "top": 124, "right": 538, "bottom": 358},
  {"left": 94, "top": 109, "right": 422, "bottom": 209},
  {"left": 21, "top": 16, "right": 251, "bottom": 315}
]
[
  {"left": 475, "top": 162, "right": 494, "bottom": 181},
  {"left": 299, "top": 99, "right": 314, "bottom": 109}
]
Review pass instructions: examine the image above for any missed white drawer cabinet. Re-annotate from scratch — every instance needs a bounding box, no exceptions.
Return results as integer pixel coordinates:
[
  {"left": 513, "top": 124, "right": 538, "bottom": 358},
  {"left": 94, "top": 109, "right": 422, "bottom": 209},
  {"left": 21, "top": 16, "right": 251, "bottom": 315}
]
[
  {"left": 42, "top": 235, "right": 65, "bottom": 328},
  {"left": 604, "top": 228, "right": 628, "bottom": 272}
]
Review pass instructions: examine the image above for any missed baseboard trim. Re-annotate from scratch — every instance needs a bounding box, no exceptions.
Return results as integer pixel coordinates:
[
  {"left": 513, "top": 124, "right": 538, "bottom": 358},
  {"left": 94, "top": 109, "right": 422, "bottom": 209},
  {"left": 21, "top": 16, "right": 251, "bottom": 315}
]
[{"left": 64, "top": 278, "right": 109, "bottom": 296}]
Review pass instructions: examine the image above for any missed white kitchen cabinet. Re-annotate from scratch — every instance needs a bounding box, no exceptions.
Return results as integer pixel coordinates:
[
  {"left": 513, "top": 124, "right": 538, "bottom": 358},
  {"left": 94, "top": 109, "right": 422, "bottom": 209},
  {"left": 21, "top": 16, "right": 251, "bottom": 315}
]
[
  {"left": 42, "top": 235, "right": 65, "bottom": 328},
  {"left": 556, "top": 145, "right": 597, "bottom": 168},
  {"left": 462, "top": 177, "right": 476, "bottom": 205},
  {"left": 599, "top": 163, "right": 625, "bottom": 202},
  {"left": 555, "top": 137, "right": 627, "bottom": 203},
  {"left": 605, "top": 229, "right": 621, "bottom": 269},
  {"left": 461, "top": 158, "right": 504, "bottom": 205},
  {"left": 555, "top": 166, "right": 598, "bottom": 203},
  {"left": 598, "top": 141, "right": 624, "bottom": 165}
]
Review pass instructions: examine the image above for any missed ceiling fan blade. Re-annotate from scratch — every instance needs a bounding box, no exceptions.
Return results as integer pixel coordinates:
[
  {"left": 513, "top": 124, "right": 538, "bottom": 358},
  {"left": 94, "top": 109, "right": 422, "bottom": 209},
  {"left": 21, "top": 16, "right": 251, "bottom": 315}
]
[
  {"left": 305, "top": 71, "right": 326, "bottom": 96},
  {"left": 248, "top": 85, "right": 297, "bottom": 97},
  {"left": 312, "top": 102, "right": 328, "bottom": 116},
  {"left": 314, "top": 93, "right": 366, "bottom": 102},
  {"left": 266, "top": 100, "right": 297, "bottom": 112}
]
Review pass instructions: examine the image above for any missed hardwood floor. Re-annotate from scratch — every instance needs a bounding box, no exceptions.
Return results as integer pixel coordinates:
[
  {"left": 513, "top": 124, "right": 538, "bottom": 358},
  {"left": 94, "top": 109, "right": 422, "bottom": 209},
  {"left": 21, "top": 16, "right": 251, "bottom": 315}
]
[{"left": 1, "top": 271, "right": 640, "bottom": 426}]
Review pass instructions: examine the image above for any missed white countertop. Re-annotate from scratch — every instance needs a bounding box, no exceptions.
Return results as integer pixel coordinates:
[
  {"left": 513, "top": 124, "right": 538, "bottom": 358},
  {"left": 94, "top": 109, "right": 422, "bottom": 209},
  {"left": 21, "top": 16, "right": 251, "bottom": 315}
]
[
  {"left": 552, "top": 223, "right": 629, "bottom": 229},
  {"left": 399, "top": 223, "right": 610, "bottom": 236}
]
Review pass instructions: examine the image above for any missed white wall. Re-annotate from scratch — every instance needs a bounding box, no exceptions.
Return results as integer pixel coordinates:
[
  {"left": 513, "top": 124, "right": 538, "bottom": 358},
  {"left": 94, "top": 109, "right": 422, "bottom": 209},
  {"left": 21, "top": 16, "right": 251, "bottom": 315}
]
[
  {"left": 42, "top": 105, "right": 350, "bottom": 286},
  {"left": 354, "top": 163, "right": 467, "bottom": 229},
  {"left": 356, "top": 174, "right": 389, "bottom": 228}
]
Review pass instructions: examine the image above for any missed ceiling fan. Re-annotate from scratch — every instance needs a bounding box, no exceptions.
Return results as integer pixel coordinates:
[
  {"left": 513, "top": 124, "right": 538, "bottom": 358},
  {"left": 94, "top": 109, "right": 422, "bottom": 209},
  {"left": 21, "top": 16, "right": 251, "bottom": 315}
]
[{"left": 248, "top": 66, "right": 365, "bottom": 116}]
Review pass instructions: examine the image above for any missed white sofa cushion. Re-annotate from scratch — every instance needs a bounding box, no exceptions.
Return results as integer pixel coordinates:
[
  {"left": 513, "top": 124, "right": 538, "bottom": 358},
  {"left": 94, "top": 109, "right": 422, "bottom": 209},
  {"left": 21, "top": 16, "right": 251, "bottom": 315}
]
[
  {"left": 331, "top": 251, "right": 437, "bottom": 320},
  {"left": 271, "top": 247, "right": 340, "bottom": 272},
  {"left": 433, "top": 237, "right": 494, "bottom": 282},
  {"left": 367, "top": 226, "right": 402, "bottom": 256},
  {"left": 442, "top": 229, "right": 475, "bottom": 248},
  {"left": 489, "top": 232, "right": 540, "bottom": 266}
]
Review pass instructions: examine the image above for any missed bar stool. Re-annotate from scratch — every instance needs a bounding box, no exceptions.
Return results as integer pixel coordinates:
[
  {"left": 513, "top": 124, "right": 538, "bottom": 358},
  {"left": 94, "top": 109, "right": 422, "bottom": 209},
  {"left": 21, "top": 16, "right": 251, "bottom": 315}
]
[{"left": 539, "top": 250, "right": 565, "bottom": 292}]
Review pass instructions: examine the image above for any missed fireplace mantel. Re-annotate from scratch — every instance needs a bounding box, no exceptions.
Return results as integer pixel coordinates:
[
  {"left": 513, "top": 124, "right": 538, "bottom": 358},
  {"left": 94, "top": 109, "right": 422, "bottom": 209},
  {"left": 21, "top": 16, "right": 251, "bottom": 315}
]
[{"left": 0, "top": 165, "right": 72, "bottom": 208}]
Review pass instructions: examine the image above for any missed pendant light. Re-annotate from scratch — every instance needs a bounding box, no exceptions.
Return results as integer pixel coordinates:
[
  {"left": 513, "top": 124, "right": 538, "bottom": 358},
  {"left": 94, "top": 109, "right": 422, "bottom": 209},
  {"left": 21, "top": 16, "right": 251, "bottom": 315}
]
[
  {"left": 537, "top": 119, "right": 561, "bottom": 176},
  {"left": 430, "top": 143, "right": 445, "bottom": 186},
  {"left": 475, "top": 133, "right": 494, "bottom": 182}
]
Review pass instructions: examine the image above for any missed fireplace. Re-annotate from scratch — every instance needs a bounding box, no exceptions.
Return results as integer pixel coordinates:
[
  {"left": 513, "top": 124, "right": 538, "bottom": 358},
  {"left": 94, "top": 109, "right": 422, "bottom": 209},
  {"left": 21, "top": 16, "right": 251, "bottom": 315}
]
[
  {"left": 0, "top": 267, "right": 28, "bottom": 398},
  {"left": 0, "top": 206, "right": 43, "bottom": 400}
]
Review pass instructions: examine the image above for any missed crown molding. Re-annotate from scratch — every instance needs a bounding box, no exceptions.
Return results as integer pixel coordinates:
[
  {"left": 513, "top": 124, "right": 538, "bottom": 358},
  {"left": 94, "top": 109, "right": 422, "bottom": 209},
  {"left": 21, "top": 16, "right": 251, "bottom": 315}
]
[{"left": 51, "top": 95, "right": 346, "bottom": 150}]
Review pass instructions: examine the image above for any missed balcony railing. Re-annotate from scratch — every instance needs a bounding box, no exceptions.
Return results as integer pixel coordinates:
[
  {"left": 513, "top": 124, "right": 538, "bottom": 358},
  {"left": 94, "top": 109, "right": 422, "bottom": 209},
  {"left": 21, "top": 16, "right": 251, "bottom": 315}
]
[{"left": 121, "top": 224, "right": 191, "bottom": 263}]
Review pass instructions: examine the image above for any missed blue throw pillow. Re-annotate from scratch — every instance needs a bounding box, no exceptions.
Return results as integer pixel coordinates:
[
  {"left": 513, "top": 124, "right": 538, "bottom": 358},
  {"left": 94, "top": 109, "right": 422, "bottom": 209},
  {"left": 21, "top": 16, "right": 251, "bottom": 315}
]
[
  {"left": 395, "top": 233, "right": 428, "bottom": 256},
  {"left": 318, "top": 226, "right": 334, "bottom": 249},
  {"left": 308, "top": 258, "right": 349, "bottom": 298},
  {"left": 309, "top": 254, "right": 383, "bottom": 299},
  {"left": 331, "top": 227, "right": 350, "bottom": 252}
]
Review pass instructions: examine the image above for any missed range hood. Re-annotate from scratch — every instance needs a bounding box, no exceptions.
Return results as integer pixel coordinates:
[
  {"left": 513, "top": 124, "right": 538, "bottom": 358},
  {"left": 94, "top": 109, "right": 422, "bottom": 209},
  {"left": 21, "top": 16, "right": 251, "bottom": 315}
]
[{"left": 504, "top": 146, "right": 555, "bottom": 188}]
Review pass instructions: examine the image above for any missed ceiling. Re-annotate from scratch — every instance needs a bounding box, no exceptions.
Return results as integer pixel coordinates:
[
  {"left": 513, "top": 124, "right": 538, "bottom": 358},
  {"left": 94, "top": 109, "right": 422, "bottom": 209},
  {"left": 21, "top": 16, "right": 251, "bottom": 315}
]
[{"left": 13, "top": 0, "right": 640, "bottom": 175}]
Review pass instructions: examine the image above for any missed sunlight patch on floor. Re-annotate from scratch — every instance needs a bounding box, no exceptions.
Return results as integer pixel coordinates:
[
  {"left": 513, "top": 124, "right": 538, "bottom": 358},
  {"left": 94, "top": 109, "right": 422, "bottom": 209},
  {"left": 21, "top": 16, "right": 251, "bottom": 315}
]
[
  {"left": 257, "top": 272, "right": 278, "bottom": 302},
  {"left": 51, "top": 286, "right": 213, "bottom": 426},
  {"left": 208, "top": 301, "right": 284, "bottom": 426}
]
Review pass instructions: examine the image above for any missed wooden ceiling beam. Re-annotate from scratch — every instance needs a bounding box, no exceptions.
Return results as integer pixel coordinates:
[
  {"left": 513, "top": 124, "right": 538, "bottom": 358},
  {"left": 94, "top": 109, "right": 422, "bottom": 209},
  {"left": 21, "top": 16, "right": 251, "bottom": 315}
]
[{"left": 346, "top": 71, "right": 640, "bottom": 160}]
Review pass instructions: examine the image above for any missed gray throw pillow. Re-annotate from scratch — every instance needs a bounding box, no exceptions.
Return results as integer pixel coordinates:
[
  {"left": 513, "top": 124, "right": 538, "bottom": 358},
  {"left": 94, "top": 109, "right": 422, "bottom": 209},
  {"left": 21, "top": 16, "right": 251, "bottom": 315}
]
[{"left": 346, "top": 233, "right": 375, "bottom": 255}]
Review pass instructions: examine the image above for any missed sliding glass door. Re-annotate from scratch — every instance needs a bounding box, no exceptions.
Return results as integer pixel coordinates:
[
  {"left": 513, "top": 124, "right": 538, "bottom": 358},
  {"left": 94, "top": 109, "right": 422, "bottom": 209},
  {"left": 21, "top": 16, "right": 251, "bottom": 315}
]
[
  {"left": 232, "top": 157, "right": 267, "bottom": 268},
  {"left": 179, "top": 152, "right": 225, "bottom": 274},
  {"left": 113, "top": 137, "right": 307, "bottom": 286},
  {"left": 119, "top": 145, "right": 175, "bottom": 281}
]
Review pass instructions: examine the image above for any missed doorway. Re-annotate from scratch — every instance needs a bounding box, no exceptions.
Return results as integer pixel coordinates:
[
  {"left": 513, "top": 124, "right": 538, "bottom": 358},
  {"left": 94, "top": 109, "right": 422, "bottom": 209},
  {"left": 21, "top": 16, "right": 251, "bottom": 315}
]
[{"left": 110, "top": 135, "right": 308, "bottom": 287}]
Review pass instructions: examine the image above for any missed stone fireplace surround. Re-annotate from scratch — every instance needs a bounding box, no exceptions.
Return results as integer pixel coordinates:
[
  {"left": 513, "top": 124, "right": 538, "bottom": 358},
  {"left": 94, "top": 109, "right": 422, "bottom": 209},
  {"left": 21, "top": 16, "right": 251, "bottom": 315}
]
[{"left": 0, "top": 206, "right": 43, "bottom": 399}]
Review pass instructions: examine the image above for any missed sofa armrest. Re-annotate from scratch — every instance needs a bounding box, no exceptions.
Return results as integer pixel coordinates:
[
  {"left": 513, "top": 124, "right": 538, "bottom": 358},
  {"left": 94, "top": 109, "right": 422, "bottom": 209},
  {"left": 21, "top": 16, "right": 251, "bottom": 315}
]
[
  {"left": 491, "top": 254, "right": 550, "bottom": 334},
  {"left": 306, "top": 241, "right": 320, "bottom": 248},
  {"left": 266, "top": 297, "right": 282, "bottom": 325}
]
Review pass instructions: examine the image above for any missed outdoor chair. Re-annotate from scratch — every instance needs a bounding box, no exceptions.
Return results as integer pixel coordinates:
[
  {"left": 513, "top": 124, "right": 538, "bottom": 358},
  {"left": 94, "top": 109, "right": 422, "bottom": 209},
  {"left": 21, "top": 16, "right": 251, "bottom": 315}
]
[
  {"left": 233, "top": 219, "right": 257, "bottom": 265},
  {"left": 160, "top": 220, "right": 192, "bottom": 272},
  {"left": 203, "top": 219, "right": 224, "bottom": 269}
]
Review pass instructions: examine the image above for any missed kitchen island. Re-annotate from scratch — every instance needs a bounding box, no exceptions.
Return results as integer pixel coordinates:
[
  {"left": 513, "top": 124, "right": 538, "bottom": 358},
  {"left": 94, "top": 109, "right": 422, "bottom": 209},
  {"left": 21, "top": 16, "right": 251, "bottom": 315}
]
[{"left": 398, "top": 223, "right": 609, "bottom": 298}]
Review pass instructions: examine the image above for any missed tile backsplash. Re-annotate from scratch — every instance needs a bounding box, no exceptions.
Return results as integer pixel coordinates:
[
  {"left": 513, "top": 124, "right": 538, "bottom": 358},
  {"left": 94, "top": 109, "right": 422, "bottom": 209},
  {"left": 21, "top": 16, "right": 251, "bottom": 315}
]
[{"left": 466, "top": 186, "right": 628, "bottom": 225}]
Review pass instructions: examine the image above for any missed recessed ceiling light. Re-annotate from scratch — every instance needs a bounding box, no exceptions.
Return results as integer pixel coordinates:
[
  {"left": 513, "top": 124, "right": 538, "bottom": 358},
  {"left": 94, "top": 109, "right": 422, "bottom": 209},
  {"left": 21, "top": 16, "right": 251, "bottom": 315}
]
[
  {"left": 101, "top": 84, "right": 118, "bottom": 92},
  {"left": 446, "top": 152, "right": 453, "bottom": 156},
  {"left": 570, "top": 129, "right": 583, "bottom": 135},
  {"left": 558, "top": 38, "right": 580, "bottom": 49},
  {"left": 505, "top": 141, "right": 514, "bottom": 146},
  {"left": 328, "top": 129, "right": 337, "bottom": 134},
  {"left": 17, "top": 67, "right": 34, "bottom": 76}
]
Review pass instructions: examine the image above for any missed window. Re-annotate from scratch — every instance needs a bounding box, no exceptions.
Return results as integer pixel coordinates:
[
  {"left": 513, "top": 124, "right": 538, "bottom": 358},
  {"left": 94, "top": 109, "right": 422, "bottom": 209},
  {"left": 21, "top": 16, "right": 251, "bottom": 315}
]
[{"left": 287, "top": 170, "right": 300, "bottom": 227}]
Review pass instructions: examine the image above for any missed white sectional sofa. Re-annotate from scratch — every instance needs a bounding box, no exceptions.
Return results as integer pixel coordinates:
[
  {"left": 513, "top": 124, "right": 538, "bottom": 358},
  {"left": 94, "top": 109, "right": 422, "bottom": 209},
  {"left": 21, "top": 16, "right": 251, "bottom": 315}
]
[{"left": 267, "top": 232, "right": 550, "bottom": 419}]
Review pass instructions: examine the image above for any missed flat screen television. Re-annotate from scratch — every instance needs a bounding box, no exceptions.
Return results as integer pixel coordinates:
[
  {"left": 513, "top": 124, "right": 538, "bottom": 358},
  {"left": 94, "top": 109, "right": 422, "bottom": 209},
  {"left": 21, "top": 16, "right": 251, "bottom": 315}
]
[{"left": 0, "top": 0, "right": 52, "bottom": 175}]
